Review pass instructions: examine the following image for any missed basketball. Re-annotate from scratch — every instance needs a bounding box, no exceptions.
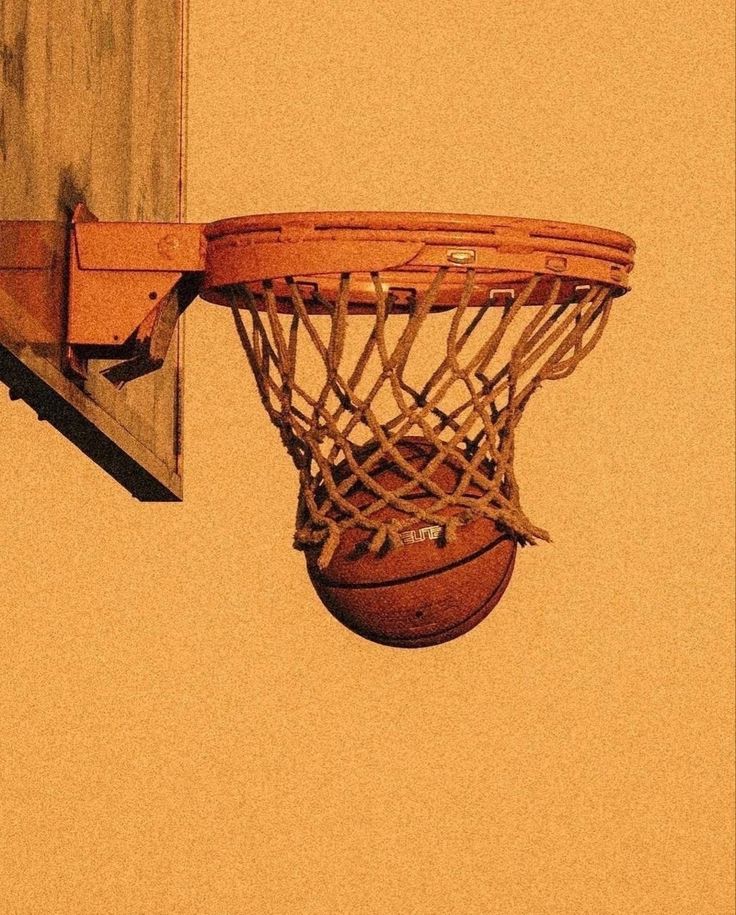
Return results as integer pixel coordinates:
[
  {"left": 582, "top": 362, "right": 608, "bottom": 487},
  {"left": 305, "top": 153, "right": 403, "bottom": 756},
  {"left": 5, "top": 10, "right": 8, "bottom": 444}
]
[{"left": 305, "top": 438, "right": 517, "bottom": 648}]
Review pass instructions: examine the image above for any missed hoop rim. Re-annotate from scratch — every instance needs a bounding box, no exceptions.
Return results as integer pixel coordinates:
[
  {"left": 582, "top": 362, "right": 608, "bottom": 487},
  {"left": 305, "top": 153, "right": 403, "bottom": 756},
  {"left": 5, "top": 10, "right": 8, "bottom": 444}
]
[
  {"left": 205, "top": 210, "right": 635, "bottom": 254},
  {"left": 201, "top": 211, "right": 635, "bottom": 299}
]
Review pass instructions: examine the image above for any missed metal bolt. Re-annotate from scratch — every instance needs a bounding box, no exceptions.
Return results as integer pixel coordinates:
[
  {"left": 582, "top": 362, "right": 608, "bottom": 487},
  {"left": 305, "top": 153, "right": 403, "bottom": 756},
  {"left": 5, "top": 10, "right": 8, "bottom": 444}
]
[
  {"left": 157, "top": 233, "right": 181, "bottom": 260},
  {"left": 545, "top": 255, "right": 567, "bottom": 272},
  {"left": 447, "top": 249, "right": 476, "bottom": 265}
]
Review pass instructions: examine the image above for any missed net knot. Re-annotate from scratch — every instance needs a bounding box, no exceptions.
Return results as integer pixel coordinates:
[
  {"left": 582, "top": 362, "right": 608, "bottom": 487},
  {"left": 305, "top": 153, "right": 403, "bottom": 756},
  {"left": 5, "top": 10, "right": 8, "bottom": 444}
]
[
  {"left": 368, "top": 525, "right": 388, "bottom": 555},
  {"left": 443, "top": 515, "right": 461, "bottom": 545},
  {"left": 317, "top": 521, "right": 342, "bottom": 570}
]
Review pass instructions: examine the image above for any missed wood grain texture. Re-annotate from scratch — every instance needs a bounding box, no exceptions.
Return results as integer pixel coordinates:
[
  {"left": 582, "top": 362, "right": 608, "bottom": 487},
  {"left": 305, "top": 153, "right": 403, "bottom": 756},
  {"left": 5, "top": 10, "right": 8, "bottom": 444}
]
[{"left": 0, "top": 0, "right": 185, "bottom": 498}]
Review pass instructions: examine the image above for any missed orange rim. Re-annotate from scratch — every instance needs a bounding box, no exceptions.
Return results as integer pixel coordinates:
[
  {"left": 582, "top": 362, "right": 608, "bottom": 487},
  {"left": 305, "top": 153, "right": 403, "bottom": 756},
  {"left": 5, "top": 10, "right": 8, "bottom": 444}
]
[{"left": 201, "top": 211, "right": 635, "bottom": 311}]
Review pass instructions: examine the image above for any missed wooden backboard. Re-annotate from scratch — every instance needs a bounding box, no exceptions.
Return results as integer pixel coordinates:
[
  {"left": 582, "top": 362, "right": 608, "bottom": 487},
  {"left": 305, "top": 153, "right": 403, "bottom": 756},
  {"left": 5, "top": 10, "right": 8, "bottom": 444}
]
[{"left": 0, "top": 0, "right": 186, "bottom": 500}]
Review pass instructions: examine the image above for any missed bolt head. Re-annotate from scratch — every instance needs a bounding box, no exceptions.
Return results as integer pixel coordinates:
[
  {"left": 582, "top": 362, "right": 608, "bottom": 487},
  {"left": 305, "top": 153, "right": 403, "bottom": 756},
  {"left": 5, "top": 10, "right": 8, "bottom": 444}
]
[
  {"left": 158, "top": 234, "right": 181, "bottom": 260},
  {"left": 447, "top": 249, "right": 476, "bottom": 265}
]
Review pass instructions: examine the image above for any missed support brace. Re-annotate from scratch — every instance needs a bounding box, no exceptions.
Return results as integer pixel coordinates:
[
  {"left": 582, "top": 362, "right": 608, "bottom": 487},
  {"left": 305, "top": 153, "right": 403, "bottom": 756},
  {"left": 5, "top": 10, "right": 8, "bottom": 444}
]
[
  {"left": 66, "top": 205, "right": 205, "bottom": 383},
  {"left": 0, "top": 205, "right": 205, "bottom": 386}
]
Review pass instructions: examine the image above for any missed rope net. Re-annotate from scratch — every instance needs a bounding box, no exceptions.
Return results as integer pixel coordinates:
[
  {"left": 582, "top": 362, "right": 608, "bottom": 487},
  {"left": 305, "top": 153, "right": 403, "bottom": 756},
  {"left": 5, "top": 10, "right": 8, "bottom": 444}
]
[{"left": 225, "top": 269, "right": 615, "bottom": 570}]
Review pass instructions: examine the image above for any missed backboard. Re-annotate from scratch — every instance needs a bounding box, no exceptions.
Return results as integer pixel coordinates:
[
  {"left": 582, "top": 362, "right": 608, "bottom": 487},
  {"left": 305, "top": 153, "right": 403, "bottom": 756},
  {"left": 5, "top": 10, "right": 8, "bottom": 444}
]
[{"left": 0, "top": 0, "right": 187, "bottom": 500}]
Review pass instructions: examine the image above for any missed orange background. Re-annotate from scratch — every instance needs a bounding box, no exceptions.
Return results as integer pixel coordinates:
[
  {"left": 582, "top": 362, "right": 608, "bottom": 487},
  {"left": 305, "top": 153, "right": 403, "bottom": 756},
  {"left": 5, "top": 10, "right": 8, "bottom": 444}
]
[{"left": 1, "top": 1, "right": 734, "bottom": 912}]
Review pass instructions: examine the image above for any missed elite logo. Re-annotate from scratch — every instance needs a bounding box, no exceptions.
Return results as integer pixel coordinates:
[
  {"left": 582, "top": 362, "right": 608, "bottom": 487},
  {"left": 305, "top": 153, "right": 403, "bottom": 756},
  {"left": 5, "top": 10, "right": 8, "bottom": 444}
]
[{"left": 400, "top": 525, "right": 443, "bottom": 546}]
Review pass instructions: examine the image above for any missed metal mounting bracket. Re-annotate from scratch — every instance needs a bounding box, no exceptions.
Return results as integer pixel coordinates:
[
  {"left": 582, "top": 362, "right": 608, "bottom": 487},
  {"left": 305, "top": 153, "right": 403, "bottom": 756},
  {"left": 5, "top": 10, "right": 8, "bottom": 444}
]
[
  {"left": 0, "top": 205, "right": 206, "bottom": 387},
  {"left": 65, "top": 205, "right": 206, "bottom": 383}
]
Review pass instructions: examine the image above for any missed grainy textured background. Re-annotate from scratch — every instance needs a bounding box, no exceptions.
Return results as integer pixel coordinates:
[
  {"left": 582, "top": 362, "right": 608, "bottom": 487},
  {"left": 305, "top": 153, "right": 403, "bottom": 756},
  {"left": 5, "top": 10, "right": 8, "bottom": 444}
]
[{"left": 1, "top": 1, "right": 734, "bottom": 913}]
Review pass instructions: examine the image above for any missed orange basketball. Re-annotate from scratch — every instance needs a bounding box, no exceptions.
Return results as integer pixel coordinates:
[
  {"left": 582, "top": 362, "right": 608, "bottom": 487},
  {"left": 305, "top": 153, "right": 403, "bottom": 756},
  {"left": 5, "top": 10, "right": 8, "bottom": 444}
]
[{"left": 305, "top": 438, "right": 517, "bottom": 648}]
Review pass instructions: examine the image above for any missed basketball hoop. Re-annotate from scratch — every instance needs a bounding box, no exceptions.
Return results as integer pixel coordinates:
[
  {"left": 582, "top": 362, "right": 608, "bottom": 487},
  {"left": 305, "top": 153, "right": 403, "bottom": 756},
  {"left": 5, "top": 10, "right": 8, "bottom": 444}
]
[
  {"left": 0, "top": 207, "right": 635, "bottom": 645},
  {"left": 199, "top": 212, "right": 635, "bottom": 572}
]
